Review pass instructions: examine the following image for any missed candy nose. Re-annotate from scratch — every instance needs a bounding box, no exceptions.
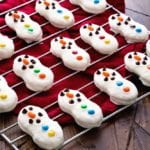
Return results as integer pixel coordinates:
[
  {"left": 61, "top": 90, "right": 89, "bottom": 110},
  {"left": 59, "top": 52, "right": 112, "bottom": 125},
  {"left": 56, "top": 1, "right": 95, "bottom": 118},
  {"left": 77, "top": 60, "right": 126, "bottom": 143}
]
[
  {"left": 23, "top": 59, "right": 30, "bottom": 65},
  {"left": 134, "top": 55, "right": 141, "bottom": 61},
  {"left": 117, "top": 16, "right": 124, "bottom": 22},
  {"left": 66, "top": 93, "right": 74, "bottom": 98},
  {"left": 102, "top": 71, "right": 110, "bottom": 77},
  {"left": 88, "top": 26, "right": 94, "bottom": 31},
  {"left": 44, "top": 1, "right": 50, "bottom": 6},
  {"left": 28, "top": 111, "right": 36, "bottom": 118},
  {"left": 12, "top": 13, "right": 20, "bottom": 19},
  {"left": 59, "top": 39, "right": 66, "bottom": 45}
]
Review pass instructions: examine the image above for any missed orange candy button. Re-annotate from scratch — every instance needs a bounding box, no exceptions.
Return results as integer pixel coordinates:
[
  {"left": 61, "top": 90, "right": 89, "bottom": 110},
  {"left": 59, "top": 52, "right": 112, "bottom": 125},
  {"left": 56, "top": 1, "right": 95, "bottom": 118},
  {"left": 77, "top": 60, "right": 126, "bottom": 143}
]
[
  {"left": 76, "top": 56, "right": 83, "bottom": 61},
  {"left": 102, "top": 71, "right": 110, "bottom": 77},
  {"left": 39, "top": 73, "right": 46, "bottom": 79},
  {"left": 23, "top": 59, "right": 29, "bottom": 65},
  {"left": 13, "top": 13, "right": 20, "bottom": 19},
  {"left": 117, "top": 16, "right": 124, "bottom": 22},
  {"left": 59, "top": 39, "right": 66, "bottom": 45},
  {"left": 123, "top": 87, "right": 130, "bottom": 92},
  {"left": 66, "top": 93, "right": 74, "bottom": 98},
  {"left": 28, "top": 112, "right": 36, "bottom": 118},
  {"left": 88, "top": 26, "right": 94, "bottom": 31},
  {"left": 134, "top": 55, "right": 141, "bottom": 61}
]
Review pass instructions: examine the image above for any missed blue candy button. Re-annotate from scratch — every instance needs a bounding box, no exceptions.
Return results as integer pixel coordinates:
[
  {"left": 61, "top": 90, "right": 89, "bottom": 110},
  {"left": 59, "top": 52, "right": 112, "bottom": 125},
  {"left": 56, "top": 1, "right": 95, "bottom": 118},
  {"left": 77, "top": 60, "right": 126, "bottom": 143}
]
[
  {"left": 94, "top": 0, "right": 100, "bottom": 4},
  {"left": 88, "top": 110, "right": 95, "bottom": 115},
  {"left": 42, "top": 125, "right": 49, "bottom": 131},
  {"left": 135, "top": 28, "right": 142, "bottom": 33},
  {"left": 116, "top": 81, "right": 123, "bottom": 86},
  {"left": 57, "top": 10, "right": 63, "bottom": 14}
]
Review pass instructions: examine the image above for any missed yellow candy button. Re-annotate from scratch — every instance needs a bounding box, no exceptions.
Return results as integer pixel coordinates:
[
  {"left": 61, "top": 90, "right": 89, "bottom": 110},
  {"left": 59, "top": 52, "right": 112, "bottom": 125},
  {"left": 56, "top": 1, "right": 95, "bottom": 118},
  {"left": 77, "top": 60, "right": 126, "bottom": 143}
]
[
  {"left": 24, "top": 24, "right": 30, "bottom": 28},
  {"left": 64, "top": 15, "right": 70, "bottom": 20},
  {"left": 0, "top": 44, "right": 6, "bottom": 48},
  {"left": 0, "top": 94, "right": 7, "bottom": 100},
  {"left": 104, "top": 40, "right": 111, "bottom": 44},
  {"left": 48, "top": 130, "right": 56, "bottom": 137}
]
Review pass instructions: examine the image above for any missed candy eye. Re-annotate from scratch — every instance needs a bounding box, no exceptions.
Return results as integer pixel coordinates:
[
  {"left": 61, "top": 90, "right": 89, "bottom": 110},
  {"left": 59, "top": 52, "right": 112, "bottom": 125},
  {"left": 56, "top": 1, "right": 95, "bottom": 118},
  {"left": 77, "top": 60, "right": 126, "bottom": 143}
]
[
  {"left": 128, "top": 54, "right": 132, "bottom": 59},
  {"left": 24, "top": 55, "right": 29, "bottom": 58},
  {"left": 60, "top": 92, "right": 65, "bottom": 96},
  {"left": 96, "top": 70, "right": 101, "bottom": 75},
  {"left": 76, "top": 93, "right": 80, "bottom": 97},
  {"left": 64, "top": 89, "right": 69, "bottom": 92},
  {"left": 111, "top": 16, "right": 115, "bottom": 20},
  {"left": 18, "top": 58, "right": 22, "bottom": 62},
  {"left": 112, "top": 72, "right": 116, "bottom": 76},
  {"left": 83, "top": 25, "right": 87, "bottom": 29},
  {"left": 69, "top": 100, "right": 74, "bottom": 104}
]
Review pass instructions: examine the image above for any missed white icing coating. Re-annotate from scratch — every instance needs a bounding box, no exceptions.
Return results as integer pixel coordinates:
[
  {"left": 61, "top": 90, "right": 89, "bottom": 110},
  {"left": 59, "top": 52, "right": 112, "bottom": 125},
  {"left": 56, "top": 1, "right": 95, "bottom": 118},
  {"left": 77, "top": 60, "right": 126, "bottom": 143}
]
[
  {"left": 124, "top": 52, "right": 150, "bottom": 87},
  {"left": 18, "top": 105, "right": 64, "bottom": 150},
  {"left": 58, "top": 89, "right": 103, "bottom": 128},
  {"left": 13, "top": 55, "right": 54, "bottom": 91},
  {"left": 5, "top": 11, "right": 43, "bottom": 43},
  {"left": 0, "top": 76, "right": 18, "bottom": 113},
  {"left": 50, "top": 37, "right": 91, "bottom": 71},
  {"left": 94, "top": 68, "right": 138, "bottom": 105},
  {"left": 0, "top": 33, "right": 14, "bottom": 60},
  {"left": 146, "top": 40, "right": 150, "bottom": 56},
  {"left": 35, "top": 0, "right": 75, "bottom": 28},
  {"left": 70, "top": 0, "right": 107, "bottom": 14},
  {"left": 80, "top": 23, "right": 119, "bottom": 54},
  {"left": 108, "top": 13, "right": 149, "bottom": 43}
]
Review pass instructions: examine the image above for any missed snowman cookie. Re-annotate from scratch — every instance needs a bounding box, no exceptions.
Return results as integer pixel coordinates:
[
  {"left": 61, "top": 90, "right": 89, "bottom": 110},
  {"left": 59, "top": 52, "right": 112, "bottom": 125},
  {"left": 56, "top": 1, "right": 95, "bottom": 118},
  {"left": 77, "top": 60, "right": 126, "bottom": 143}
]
[
  {"left": 108, "top": 13, "right": 149, "bottom": 43},
  {"left": 58, "top": 89, "right": 103, "bottom": 128},
  {"left": 35, "top": 0, "right": 75, "bottom": 28},
  {"left": 70, "top": 0, "right": 107, "bottom": 14},
  {"left": 18, "top": 105, "right": 64, "bottom": 150},
  {"left": 146, "top": 40, "right": 150, "bottom": 56},
  {"left": 80, "top": 23, "right": 119, "bottom": 54},
  {"left": 51, "top": 37, "right": 91, "bottom": 71},
  {"left": 124, "top": 52, "right": 150, "bottom": 87},
  {"left": 0, "top": 76, "right": 18, "bottom": 113},
  {"left": 13, "top": 55, "right": 54, "bottom": 91},
  {"left": 94, "top": 68, "right": 138, "bottom": 105},
  {"left": 0, "top": 33, "right": 14, "bottom": 60},
  {"left": 5, "top": 11, "right": 43, "bottom": 43}
]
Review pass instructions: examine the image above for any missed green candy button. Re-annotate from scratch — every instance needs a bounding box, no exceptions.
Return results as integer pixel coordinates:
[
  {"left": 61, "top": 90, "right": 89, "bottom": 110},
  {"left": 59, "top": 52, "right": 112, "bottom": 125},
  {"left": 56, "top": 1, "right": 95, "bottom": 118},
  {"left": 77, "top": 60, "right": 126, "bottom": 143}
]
[
  {"left": 34, "top": 69, "right": 40, "bottom": 73},
  {"left": 81, "top": 104, "right": 87, "bottom": 109},
  {"left": 28, "top": 28, "right": 34, "bottom": 32}
]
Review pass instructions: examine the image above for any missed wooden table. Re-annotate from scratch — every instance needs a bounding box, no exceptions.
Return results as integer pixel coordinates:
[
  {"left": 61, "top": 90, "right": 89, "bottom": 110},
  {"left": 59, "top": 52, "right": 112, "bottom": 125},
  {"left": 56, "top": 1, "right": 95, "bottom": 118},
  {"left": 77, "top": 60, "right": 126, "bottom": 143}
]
[{"left": 0, "top": 0, "right": 150, "bottom": 149}]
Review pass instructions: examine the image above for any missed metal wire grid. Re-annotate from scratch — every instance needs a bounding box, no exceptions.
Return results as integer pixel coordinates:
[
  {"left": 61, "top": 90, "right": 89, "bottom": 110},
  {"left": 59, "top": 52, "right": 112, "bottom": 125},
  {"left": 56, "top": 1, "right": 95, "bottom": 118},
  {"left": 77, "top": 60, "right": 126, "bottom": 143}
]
[{"left": 0, "top": 0, "right": 149, "bottom": 150}]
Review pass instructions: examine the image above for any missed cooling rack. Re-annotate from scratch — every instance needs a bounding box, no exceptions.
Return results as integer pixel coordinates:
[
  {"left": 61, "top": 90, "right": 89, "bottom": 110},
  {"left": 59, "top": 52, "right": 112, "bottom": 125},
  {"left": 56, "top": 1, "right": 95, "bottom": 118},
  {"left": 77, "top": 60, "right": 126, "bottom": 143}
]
[{"left": 0, "top": 0, "right": 150, "bottom": 150}]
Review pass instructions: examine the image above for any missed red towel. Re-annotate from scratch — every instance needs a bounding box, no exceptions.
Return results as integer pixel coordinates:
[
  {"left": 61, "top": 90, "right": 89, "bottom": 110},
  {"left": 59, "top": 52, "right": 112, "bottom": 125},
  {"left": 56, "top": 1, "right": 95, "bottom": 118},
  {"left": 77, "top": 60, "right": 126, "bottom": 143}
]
[{"left": 0, "top": 0, "right": 148, "bottom": 125}]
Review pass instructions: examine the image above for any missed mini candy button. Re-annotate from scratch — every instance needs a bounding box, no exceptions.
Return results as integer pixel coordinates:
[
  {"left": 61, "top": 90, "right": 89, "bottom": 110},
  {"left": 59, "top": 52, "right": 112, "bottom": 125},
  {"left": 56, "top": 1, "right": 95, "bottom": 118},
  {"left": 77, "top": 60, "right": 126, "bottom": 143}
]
[
  {"left": 76, "top": 56, "right": 83, "bottom": 61},
  {"left": 81, "top": 104, "right": 87, "bottom": 109},
  {"left": 0, "top": 44, "right": 6, "bottom": 48},
  {"left": 135, "top": 28, "right": 142, "bottom": 33},
  {"left": 24, "top": 24, "right": 30, "bottom": 28},
  {"left": 116, "top": 81, "right": 123, "bottom": 86},
  {"left": 48, "top": 130, "right": 56, "bottom": 137},
  {"left": 66, "top": 93, "right": 74, "bottom": 98},
  {"left": 39, "top": 73, "right": 46, "bottom": 79},
  {"left": 34, "top": 69, "right": 40, "bottom": 73},
  {"left": 88, "top": 110, "right": 95, "bottom": 115},
  {"left": 0, "top": 94, "right": 8, "bottom": 100},
  {"left": 57, "top": 10, "right": 63, "bottom": 14},
  {"left": 102, "top": 71, "right": 110, "bottom": 77},
  {"left": 99, "top": 36, "right": 105, "bottom": 40},
  {"left": 134, "top": 55, "right": 141, "bottom": 61},
  {"left": 28, "top": 28, "right": 34, "bottom": 32},
  {"left": 72, "top": 51, "right": 78, "bottom": 55},
  {"left": 94, "top": 0, "right": 100, "bottom": 4},
  {"left": 64, "top": 15, "right": 70, "bottom": 20},
  {"left": 123, "top": 87, "right": 130, "bottom": 92},
  {"left": 28, "top": 112, "right": 36, "bottom": 118},
  {"left": 42, "top": 125, "right": 49, "bottom": 131},
  {"left": 104, "top": 39, "right": 111, "bottom": 44},
  {"left": 147, "top": 65, "right": 150, "bottom": 70}
]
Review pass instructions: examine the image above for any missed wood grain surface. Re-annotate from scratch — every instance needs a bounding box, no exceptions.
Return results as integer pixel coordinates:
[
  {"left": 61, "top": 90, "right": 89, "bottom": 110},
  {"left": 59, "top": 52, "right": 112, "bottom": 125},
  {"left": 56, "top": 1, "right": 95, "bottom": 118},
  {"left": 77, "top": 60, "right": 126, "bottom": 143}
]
[{"left": 0, "top": 0, "right": 150, "bottom": 149}]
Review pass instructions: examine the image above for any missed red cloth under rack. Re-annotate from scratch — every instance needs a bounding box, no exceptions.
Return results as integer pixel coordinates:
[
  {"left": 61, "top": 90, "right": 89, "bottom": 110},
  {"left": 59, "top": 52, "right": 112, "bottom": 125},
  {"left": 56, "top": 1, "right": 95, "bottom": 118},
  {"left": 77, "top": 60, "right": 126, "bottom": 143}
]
[{"left": 0, "top": 0, "right": 148, "bottom": 125}]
